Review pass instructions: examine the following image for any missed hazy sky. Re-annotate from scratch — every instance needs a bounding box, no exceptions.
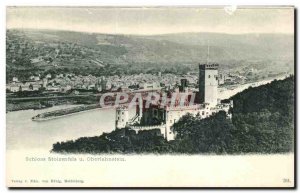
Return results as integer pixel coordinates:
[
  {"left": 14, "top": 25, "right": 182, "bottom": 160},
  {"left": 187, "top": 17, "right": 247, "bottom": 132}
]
[{"left": 7, "top": 7, "right": 294, "bottom": 35}]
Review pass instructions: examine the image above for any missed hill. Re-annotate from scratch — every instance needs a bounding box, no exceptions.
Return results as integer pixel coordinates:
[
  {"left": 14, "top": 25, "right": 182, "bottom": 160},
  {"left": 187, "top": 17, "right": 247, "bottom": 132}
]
[{"left": 6, "top": 29, "right": 294, "bottom": 80}]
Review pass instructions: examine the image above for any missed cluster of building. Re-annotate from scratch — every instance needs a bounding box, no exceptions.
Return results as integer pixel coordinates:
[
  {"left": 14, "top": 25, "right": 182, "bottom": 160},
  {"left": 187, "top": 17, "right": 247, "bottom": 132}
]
[
  {"left": 218, "top": 73, "right": 247, "bottom": 85},
  {"left": 6, "top": 70, "right": 200, "bottom": 94},
  {"left": 6, "top": 76, "right": 44, "bottom": 93},
  {"left": 7, "top": 68, "right": 243, "bottom": 94},
  {"left": 115, "top": 64, "right": 233, "bottom": 141}
]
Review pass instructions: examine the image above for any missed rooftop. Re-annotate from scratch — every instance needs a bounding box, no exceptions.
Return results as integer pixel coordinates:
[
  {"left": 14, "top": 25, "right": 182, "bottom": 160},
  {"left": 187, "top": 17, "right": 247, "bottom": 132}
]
[{"left": 199, "top": 63, "right": 219, "bottom": 70}]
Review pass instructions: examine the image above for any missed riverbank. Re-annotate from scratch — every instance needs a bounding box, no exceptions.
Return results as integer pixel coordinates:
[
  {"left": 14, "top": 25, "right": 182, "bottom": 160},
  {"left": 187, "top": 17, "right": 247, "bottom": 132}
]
[
  {"left": 6, "top": 101, "right": 51, "bottom": 112},
  {"left": 32, "top": 104, "right": 103, "bottom": 121},
  {"left": 218, "top": 74, "right": 288, "bottom": 100},
  {"left": 6, "top": 92, "right": 99, "bottom": 112}
]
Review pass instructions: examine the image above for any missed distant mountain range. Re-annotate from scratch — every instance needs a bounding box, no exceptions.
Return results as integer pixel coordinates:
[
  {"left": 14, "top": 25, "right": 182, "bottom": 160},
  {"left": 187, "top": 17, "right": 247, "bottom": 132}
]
[{"left": 6, "top": 29, "right": 294, "bottom": 78}]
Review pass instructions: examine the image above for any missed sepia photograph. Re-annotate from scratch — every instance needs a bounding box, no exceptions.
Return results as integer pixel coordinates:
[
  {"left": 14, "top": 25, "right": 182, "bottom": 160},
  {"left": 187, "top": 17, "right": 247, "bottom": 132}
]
[{"left": 5, "top": 6, "right": 295, "bottom": 188}]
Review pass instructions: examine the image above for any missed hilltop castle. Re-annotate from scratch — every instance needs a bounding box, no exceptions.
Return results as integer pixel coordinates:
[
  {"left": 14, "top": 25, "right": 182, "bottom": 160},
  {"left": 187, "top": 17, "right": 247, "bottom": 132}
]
[{"left": 115, "top": 63, "right": 233, "bottom": 141}]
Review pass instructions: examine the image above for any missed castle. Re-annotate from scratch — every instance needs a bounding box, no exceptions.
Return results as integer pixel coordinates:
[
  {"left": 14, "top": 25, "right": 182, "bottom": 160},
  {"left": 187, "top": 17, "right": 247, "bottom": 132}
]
[{"left": 115, "top": 63, "right": 233, "bottom": 141}]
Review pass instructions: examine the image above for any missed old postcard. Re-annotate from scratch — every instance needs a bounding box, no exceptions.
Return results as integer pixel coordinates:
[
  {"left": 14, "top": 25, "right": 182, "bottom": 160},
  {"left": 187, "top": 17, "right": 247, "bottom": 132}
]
[{"left": 6, "top": 6, "right": 295, "bottom": 188}]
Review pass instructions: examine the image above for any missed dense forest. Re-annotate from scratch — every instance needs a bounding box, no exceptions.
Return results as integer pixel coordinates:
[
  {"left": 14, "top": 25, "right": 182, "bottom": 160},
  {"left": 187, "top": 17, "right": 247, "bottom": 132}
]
[
  {"left": 52, "top": 76, "right": 294, "bottom": 154},
  {"left": 172, "top": 76, "right": 294, "bottom": 154},
  {"left": 52, "top": 128, "right": 172, "bottom": 154},
  {"left": 229, "top": 76, "right": 294, "bottom": 153}
]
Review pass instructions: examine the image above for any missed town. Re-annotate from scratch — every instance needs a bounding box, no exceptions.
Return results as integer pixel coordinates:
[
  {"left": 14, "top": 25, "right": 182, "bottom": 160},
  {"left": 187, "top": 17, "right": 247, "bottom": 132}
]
[{"left": 6, "top": 68, "right": 261, "bottom": 94}]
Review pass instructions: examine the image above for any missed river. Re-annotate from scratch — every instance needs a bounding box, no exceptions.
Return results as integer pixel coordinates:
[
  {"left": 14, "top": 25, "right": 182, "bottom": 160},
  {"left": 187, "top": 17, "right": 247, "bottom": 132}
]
[
  {"left": 218, "top": 75, "right": 287, "bottom": 100},
  {"left": 7, "top": 106, "right": 137, "bottom": 151},
  {"left": 6, "top": 75, "right": 288, "bottom": 151}
]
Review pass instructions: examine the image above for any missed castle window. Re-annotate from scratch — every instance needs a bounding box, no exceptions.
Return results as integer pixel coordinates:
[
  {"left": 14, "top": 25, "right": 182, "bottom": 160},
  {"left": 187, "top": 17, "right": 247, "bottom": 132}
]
[
  {"left": 122, "top": 119, "right": 124, "bottom": 121},
  {"left": 122, "top": 112, "right": 124, "bottom": 115},
  {"left": 208, "top": 75, "right": 211, "bottom": 78}
]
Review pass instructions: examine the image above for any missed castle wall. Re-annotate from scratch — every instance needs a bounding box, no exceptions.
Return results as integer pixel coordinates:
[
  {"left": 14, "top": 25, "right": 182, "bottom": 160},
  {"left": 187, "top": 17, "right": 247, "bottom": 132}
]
[
  {"left": 165, "top": 105, "right": 212, "bottom": 140},
  {"left": 129, "top": 124, "right": 166, "bottom": 138}
]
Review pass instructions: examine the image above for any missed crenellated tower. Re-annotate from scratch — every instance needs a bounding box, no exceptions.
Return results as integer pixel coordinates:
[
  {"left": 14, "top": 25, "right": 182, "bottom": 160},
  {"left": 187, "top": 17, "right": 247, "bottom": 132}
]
[
  {"left": 115, "top": 106, "right": 129, "bottom": 129},
  {"left": 198, "top": 63, "right": 219, "bottom": 107}
]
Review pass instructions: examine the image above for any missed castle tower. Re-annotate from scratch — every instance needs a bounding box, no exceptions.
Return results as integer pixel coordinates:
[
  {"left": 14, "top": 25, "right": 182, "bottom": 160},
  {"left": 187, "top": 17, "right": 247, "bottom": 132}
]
[
  {"left": 199, "top": 64, "right": 219, "bottom": 107},
  {"left": 180, "top": 78, "right": 189, "bottom": 92},
  {"left": 115, "top": 106, "right": 129, "bottom": 129}
]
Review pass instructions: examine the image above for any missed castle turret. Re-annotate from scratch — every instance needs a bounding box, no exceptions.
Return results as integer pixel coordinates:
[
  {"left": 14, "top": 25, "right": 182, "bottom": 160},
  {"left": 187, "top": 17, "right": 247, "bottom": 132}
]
[
  {"left": 180, "top": 78, "right": 189, "bottom": 92},
  {"left": 199, "top": 63, "right": 219, "bottom": 107},
  {"left": 115, "top": 106, "right": 129, "bottom": 129}
]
